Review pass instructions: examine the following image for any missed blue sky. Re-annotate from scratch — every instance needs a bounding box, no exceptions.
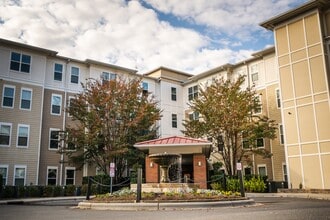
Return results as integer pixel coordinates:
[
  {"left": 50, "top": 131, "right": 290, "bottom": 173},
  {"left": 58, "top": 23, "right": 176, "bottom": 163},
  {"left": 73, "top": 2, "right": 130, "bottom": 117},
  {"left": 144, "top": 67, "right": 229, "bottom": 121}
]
[{"left": 0, "top": 0, "right": 308, "bottom": 74}]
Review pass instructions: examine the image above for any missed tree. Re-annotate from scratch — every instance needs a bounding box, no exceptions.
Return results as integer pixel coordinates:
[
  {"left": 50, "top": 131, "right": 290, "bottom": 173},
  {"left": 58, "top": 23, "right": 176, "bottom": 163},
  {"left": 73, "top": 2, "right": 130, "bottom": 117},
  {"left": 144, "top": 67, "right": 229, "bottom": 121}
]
[
  {"left": 65, "top": 77, "right": 161, "bottom": 181},
  {"left": 183, "top": 75, "right": 277, "bottom": 176}
]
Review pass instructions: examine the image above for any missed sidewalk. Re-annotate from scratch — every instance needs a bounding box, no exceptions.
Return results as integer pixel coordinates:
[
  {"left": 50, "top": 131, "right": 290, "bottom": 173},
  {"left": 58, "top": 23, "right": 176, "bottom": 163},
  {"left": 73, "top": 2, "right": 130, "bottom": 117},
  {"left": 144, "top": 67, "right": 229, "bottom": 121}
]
[{"left": 246, "top": 192, "right": 330, "bottom": 200}]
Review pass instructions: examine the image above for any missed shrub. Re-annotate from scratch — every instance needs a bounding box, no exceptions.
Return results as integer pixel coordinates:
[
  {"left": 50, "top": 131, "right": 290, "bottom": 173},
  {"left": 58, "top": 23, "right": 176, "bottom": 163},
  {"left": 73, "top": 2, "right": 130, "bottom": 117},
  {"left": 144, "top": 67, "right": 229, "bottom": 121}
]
[
  {"left": 226, "top": 177, "right": 240, "bottom": 192},
  {"left": 64, "top": 185, "right": 76, "bottom": 196}
]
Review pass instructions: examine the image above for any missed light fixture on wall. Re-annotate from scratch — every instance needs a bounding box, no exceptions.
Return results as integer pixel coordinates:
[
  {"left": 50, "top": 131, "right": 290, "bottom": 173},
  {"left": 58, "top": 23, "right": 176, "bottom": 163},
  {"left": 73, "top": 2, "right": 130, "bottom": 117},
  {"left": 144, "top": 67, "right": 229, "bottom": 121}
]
[
  {"left": 150, "top": 162, "right": 153, "bottom": 168},
  {"left": 198, "top": 161, "right": 202, "bottom": 166}
]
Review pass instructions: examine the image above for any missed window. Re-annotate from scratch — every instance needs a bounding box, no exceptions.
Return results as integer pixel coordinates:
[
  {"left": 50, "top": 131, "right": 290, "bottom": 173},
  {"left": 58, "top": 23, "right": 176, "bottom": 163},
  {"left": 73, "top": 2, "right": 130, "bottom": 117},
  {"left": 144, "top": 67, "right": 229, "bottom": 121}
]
[
  {"left": 101, "top": 72, "right": 117, "bottom": 81},
  {"left": 171, "top": 114, "right": 177, "bottom": 128},
  {"left": 70, "top": 67, "right": 79, "bottom": 84},
  {"left": 0, "top": 123, "right": 11, "bottom": 146},
  {"left": 142, "top": 82, "right": 148, "bottom": 96},
  {"left": 276, "top": 89, "right": 281, "bottom": 108},
  {"left": 20, "top": 88, "right": 32, "bottom": 110},
  {"left": 171, "top": 87, "right": 177, "bottom": 101},
  {"left": 65, "top": 168, "right": 75, "bottom": 185},
  {"left": 242, "top": 132, "right": 249, "bottom": 149},
  {"left": 188, "top": 85, "right": 198, "bottom": 100},
  {"left": 17, "top": 124, "right": 29, "bottom": 148},
  {"left": 258, "top": 165, "right": 267, "bottom": 177},
  {"left": 251, "top": 64, "right": 258, "bottom": 83},
  {"left": 49, "top": 129, "right": 60, "bottom": 150},
  {"left": 244, "top": 167, "right": 252, "bottom": 176},
  {"left": 67, "top": 135, "right": 76, "bottom": 151},
  {"left": 0, "top": 166, "right": 8, "bottom": 185},
  {"left": 283, "top": 164, "right": 288, "bottom": 182},
  {"left": 14, "top": 165, "right": 26, "bottom": 186},
  {"left": 2, "top": 85, "right": 15, "bottom": 108},
  {"left": 279, "top": 124, "right": 284, "bottom": 145},
  {"left": 256, "top": 138, "right": 264, "bottom": 148},
  {"left": 254, "top": 95, "right": 262, "bottom": 114},
  {"left": 54, "top": 63, "right": 63, "bottom": 81},
  {"left": 51, "top": 94, "right": 62, "bottom": 115},
  {"left": 47, "top": 167, "right": 57, "bottom": 185},
  {"left": 67, "top": 96, "right": 74, "bottom": 117},
  {"left": 189, "top": 112, "right": 199, "bottom": 121},
  {"left": 10, "top": 52, "right": 31, "bottom": 73}
]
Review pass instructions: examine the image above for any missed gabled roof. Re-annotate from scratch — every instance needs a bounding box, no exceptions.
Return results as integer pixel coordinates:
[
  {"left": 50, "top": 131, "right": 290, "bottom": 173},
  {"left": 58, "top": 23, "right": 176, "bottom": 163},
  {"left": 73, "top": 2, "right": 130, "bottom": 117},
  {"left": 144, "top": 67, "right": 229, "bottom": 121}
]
[{"left": 134, "top": 136, "right": 211, "bottom": 148}]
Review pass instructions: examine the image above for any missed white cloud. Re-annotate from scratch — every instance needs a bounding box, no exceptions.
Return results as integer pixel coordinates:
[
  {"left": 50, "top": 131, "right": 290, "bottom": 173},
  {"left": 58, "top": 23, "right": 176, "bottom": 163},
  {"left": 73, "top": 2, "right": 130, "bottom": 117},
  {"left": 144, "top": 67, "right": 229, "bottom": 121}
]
[{"left": 0, "top": 0, "right": 306, "bottom": 74}]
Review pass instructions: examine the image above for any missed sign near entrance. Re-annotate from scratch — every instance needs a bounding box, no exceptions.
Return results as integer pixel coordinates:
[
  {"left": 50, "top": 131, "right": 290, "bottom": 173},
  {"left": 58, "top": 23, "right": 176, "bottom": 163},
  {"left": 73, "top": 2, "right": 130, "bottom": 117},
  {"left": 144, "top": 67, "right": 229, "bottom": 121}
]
[
  {"left": 237, "top": 162, "right": 242, "bottom": 171},
  {"left": 110, "top": 162, "right": 115, "bottom": 177}
]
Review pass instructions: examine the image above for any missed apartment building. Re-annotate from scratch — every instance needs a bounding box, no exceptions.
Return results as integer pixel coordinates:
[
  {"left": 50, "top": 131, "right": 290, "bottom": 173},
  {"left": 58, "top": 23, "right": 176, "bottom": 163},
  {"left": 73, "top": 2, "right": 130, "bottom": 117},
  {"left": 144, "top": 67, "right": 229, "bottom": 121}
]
[
  {"left": 261, "top": 0, "right": 330, "bottom": 189},
  {"left": 0, "top": 0, "right": 329, "bottom": 190},
  {"left": 0, "top": 39, "right": 138, "bottom": 186}
]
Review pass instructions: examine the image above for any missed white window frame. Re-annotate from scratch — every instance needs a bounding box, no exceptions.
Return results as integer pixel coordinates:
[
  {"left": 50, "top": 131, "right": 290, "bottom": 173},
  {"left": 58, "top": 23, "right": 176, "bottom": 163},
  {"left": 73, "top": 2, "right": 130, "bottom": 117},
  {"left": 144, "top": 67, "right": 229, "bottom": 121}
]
[
  {"left": 282, "top": 163, "right": 288, "bottom": 182},
  {"left": 65, "top": 167, "right": 75, "bottom": 185},
  {"left": 46, "top": 166, "right": 58, "bottom": 185},
  {"left": 14, "top": 165, "right": 26, "bottom": 186},
  {"left": 51, "top": 94, "right": 62, "bottom": 115},
  {"left": 67, "top": 96, "right": 74, "bottom": 117},
  {"left": 54, "top": 63, "right": 63, "bottom": 82},
  {"left": 101, "top": 72, "right": 117, "bottom": 81},
  {"left": 257, "top": 164, "right": 267, "bottom": 176},
  {"left": 256, "top": 138, "right": 265, "bottom": 148},
  {"left": 279, "top": 124, "right": 284, "bottom": 145},
  {"left": 275, "top": 88, "right": 281, "bottom": 108},
  {"left": 2, "top": 85, "right": 15, "bottom": 108},
  {"left": 70, "top": 66, "right": 80, "bottom": 84},
  {"left": 250, "top": 64, "right": 259, "bottom": 83},
  {"left": 20, "top": 88, "right": 32, "bottom": 110},
  {"left": 49, "top": 128, "right": 60, "bottom": 150},
  {"left": 0, "top": 165, "right": 9, "bottom": 185},
  {"left": 243, "top": 166, "right": 253, "bottom": 176},
  {"left": 16, "top": 124, "right": 29, "bottom": 148},
  {"left": 254, "top": 95, "right": 262, "bottom": 114},
  {"left": 0, "top": 122, "right": 12, "bottom": 147}
]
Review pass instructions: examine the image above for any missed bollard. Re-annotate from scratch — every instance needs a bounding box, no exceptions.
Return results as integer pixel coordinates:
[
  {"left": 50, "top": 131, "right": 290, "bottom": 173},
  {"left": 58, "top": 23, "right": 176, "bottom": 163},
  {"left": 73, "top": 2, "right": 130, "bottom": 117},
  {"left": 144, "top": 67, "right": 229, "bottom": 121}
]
[
  {"left": 136, "top": 168, "right": 142, "bottom": 203},
  {"left": 86, "top": 176, "right": 91, "bottom": 200}
]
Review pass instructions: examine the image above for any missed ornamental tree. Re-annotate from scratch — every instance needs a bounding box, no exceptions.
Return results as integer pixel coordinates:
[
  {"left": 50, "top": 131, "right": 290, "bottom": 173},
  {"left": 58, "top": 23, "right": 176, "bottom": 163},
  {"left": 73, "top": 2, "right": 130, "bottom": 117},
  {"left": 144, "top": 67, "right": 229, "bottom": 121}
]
[
  {"left": 65, "top": 77, "right": 161, "bottom": 181},
  {"left": 183, "top": 75, "right": 277, "bottom": 176}
]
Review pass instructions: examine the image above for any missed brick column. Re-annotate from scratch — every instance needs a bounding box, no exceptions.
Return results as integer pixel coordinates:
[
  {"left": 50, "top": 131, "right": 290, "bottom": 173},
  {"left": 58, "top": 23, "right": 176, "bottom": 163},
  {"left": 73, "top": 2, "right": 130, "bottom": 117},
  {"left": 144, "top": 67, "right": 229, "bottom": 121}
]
[
  {"left": 145, "top": 156, "right": 159, "bottom": 183},
  {"left": 193, "top": 154, "right": 207, "bottom": 189}
]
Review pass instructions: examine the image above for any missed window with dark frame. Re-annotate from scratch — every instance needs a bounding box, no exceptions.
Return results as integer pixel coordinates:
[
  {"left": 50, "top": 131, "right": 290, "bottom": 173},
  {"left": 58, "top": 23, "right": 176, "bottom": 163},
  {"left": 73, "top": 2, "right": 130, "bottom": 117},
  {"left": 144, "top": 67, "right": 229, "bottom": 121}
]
[
  {"left": 276, "top": 89, "right": 281, "bottom": 108},
  {"left": 171, "top": 87, "right": 177, "bottom": 101},
  {"left": 172, "top": 114, "right": 177, "bottom": 128},
  {"left": 188, "top": 85, "right": 198, "bottom": 101},
  {"left": 10, "top": 52, "right": 31, "bottom": 73},
  {"left": 66, "top": 169, "right": 75, "bottom": 185}
]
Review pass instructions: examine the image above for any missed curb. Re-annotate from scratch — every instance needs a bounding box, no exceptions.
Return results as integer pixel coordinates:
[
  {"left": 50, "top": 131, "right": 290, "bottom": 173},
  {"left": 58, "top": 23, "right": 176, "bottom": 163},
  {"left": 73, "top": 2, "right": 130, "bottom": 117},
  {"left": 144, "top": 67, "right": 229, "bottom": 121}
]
[
  {"left": 77, "top": 198, "right": 256, "bottom": 211},
  {"left": 0, "top": 196, "right": 85, "bottom": 205}
]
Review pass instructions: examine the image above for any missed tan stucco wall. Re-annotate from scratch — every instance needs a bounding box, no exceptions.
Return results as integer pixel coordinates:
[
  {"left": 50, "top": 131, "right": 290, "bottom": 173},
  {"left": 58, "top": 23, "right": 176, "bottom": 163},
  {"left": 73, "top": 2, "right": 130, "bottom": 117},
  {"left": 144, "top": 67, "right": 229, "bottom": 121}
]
[{"left": 274, "top": 11, "right": 330, "bottom": 189}]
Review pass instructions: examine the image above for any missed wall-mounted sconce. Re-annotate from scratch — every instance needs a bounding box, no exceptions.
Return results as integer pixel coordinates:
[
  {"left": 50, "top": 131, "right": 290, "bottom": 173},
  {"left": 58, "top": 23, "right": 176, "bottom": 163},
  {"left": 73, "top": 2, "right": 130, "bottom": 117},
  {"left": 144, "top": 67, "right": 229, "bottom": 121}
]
[
  {"left": 198, "top": 161, "right": 202, "bottom": 166},
  {"left": 150, "top": 162, "right": 153, "bottom": 168}
]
